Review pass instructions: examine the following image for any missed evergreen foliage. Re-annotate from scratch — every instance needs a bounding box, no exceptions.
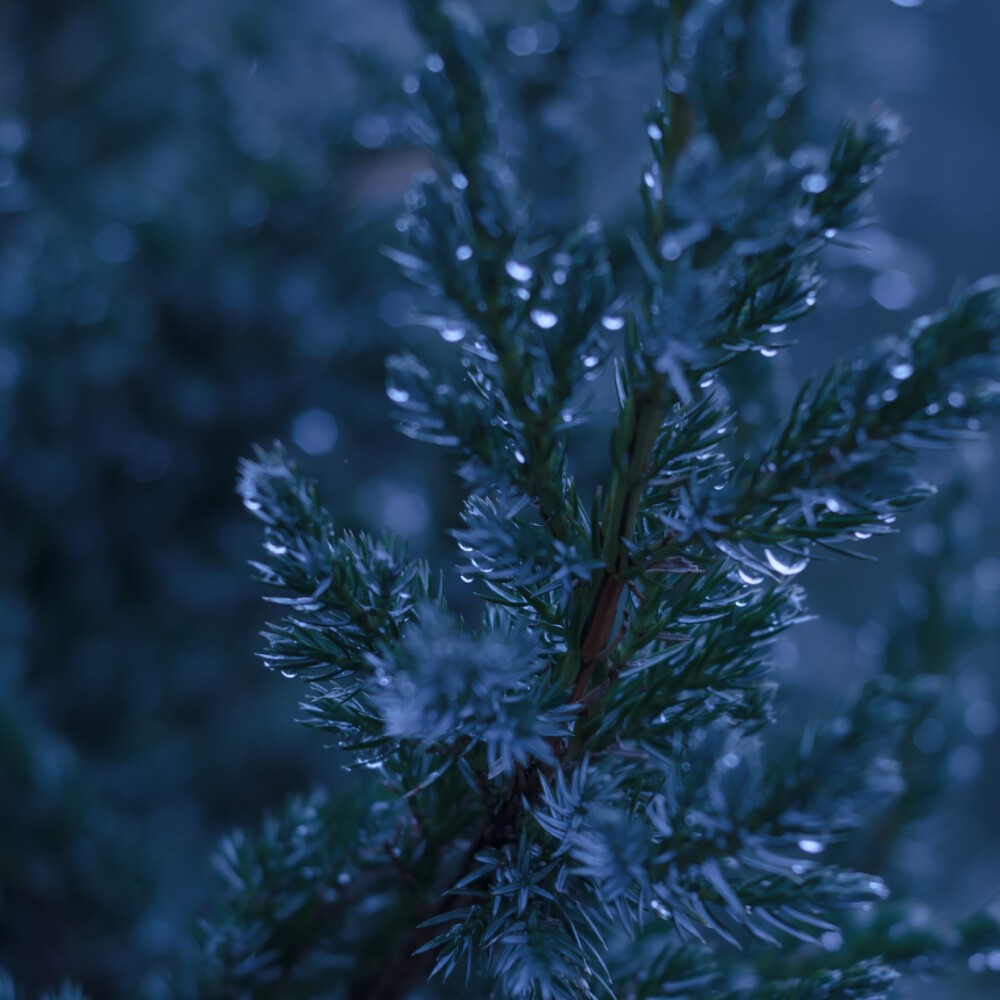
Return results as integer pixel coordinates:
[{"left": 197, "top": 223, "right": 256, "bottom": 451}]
[{"left": 211, "top": 1, "right": 1000, "bottom": 998}]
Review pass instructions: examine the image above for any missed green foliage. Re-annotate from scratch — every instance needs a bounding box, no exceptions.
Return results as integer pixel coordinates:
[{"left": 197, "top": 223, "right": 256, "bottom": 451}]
[{"left": 211, "top": 1, "right": 1000, "bottom": 998}]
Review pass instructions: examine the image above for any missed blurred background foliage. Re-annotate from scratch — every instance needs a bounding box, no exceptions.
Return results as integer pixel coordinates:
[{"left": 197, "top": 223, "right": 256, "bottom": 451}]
[{"left": 0, "top": 0, "right": 997, "bottom": 996}]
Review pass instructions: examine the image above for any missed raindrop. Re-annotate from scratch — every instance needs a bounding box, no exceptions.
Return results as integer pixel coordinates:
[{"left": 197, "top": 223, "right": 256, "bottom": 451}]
[
  {"left": 805, "top": 291, "right": 818, "bottom": 307},
  {"left": 737, "top": 568, "right": 764, "bottom": 586},
  {"left": 759, "top": 347, "right": 778, "bottom": 358},
  {"left": 643, "top": 171, "right": 656, "bottom": 189},
  {"left": 925, "top": 402, "right": 941, "bottom": 416},
  {"left": 460, "top": 574, "right": 474, "bottom": 583},
  {"left": 440, "top": 326, "right": 465, "bottom": 343},
  {"left": 455, "top": 245, "right": 473, "bottom": 261},
  {"left": 457, "top": 541, "right": 473, "bottom": 553},
  {"left": 281, "top": 670, "right": 296, "bottom": 679},
  {"left": 821, "top": 931, "right": 844, "bottom": 951},
  {"left": 948, "top": 391, "right": 966, "bottom": 408},
  {"left": 426, "top": 53, "right": 445, "bottom": 73},
  {"left": 647, "top": 122, "right": 663, "bottom": 141},
  {"left": 823, "top": 228, "right": 838, "bottom": 239},
  {"left": 513, "top": 448, "right": 526, "bottom": 464},
  {"left": 601, "top": 314, "right": 625, "bottom": 331},
  {"left": 764, "top": 549, "right": 808, "bottom": 576},
  {"left": 854, "top": 531, "right": 872, "bottom": 540},
  {"left": 798, "top": 838, "right": 824, "bottom": 854},
  {"left": 265, "top": 540, "right": 288, "bottom": 556},
  {"left": 553, "top": 269, "right": 567, "bottom": 285},
  {"left": 825, "top": 497, "right": 842, "bottom": 513},
  {"left": 337, "top": 871, "right": 353, "bottom": 885},
  {"left": 582, "top": 355, "right": 600, "bottom": 368},
  {"left": 505, "top": 260, "right": 534, "bottom": 282},
  {"left": 661, "top": 239, "right": 682, "bottom": 261},
  {"left": 530, "top": 308, "right": 558, "bottom": 329},
  {"left": 515, "top": 287, "right": 530, "bottom": 301},
  {"left": 451, "top": 172, "right": 468, "bottom": 190},
  {"left": 651, "top": 900, "right": 671, "bottom": 919},
  {"left": 764, "top": 323, "right": 788, "bottom": 334},
  {"left": 560, "top": 411, "right": 573, "bottom": 423},
  {"left": 387, "top": 387, "right": 410, "bottom": 404},
  {"left": 881, "top": 388, "right": 898, "bottom": 402},
  {"left": 889, "top": 360, "right": 914, "bottom": 380},
  {"left": 802, "top": 172, "right": 829, "bottom": 194}
]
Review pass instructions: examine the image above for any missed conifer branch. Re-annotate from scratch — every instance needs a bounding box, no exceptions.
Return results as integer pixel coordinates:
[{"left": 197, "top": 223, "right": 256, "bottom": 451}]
[{"left": 219, "top": 2, "right": 1000, "bottom": 997}]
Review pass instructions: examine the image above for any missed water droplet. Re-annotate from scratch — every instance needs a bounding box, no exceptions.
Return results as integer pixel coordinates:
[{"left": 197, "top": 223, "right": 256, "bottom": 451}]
[
  {"left": 530, "top": 308, "right": 558, "bottom": 329},
  {"left": 513, "top": 448, "right": 526, "bottom": 464},
  {"left": 825, "top": 497, "right": 843, "bottom": 513},
  {"left": 854, "top": 531, "right": 872, "bottom": 540},
  {"left": 925, "top": 402, "right": 941, "bottom": 416},
  {"left": 823, "top": 227, "right": 837, "bottom": 239},
  {"left": 426, "top": 53, "right": 444, "bottom": 73},
  {"left": 440, "top": 326, "right": 465, "bottom": 343},
  {"left": 651, "top": 899, "right": 671, "bottom": 919},
  {"left": 643, "top": 171, "right": 656, "bottom": 189},
  {"left": 515, "top": 287, "right": 530, "bottom": 301},
  {"left": 662, "top": 238, "right": 683, "bottom": 262},
  {"left": 552, "top": 269, "right": 567, "bottom": 285},
  {"left": 265, "top": 539, "right": 288, "bottom": 556},
  {"left": 646, "top": 123, "right": 663, "bottom": 141},
  {"left": 821, "top": 931, "right": 843, "bottom": 951},
  {"left": 889, "top": 360, "right": 914, "bottom": 380},
  {"left": 455, "top": 244, "right": 473, "bottom": 261},
  {"left": 759, "top": 347, "right": 778, "bottom": 358},
  {"left": 601, "top": 314, "right": 625, "bottom": 331},
  {"left": 281, "top": 669, "right": 296, "bottom": 678},
  {"left": 798, "top": 838, "right": 824, "bottom": 854},
  {"left": 802, "top": 172, "right": 829, "bottom": 194},
  {"left": 387, "top": 387, "right": 410, "bottom": 404},
  {"left": 765, "top": 549, "right": 808, "bottom": 576},
  {"left": 460, "top": 574, "right": 474, "bottom": 583},
  {"left": 505, "top": 260, "right": 534, "bottom": 282},
  {"left": 737, "top": 567, "right": 764, "bottom": 586},
  {"left": 457, "top": 541, "right": 473, "bottom": 553},
  {"left": 764, "top": 323, "right": 788, "bottom": 334},
  {"left": 699, "top": 375, "right": 715, "bottom": 389},
  {"left": 582, "top": 355, "right": 599, "bottom": 369},
  {"left": 451, "top": 172, "right": 468, "bottom": 190},
  {"left": 882, "top": 388, "right": 898, "bottom": 402},
  {"left": 337, "top": 871, "right": 353, "bottom": 885},
  {"left": 805, "top": 291, "right": 818, "bottom": 307},
  {"left": 948, "top": 391, "right": 966, "bottom": 408}
]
